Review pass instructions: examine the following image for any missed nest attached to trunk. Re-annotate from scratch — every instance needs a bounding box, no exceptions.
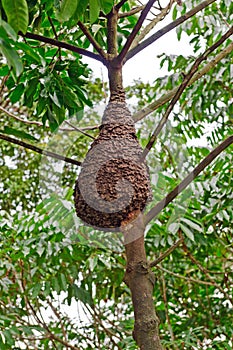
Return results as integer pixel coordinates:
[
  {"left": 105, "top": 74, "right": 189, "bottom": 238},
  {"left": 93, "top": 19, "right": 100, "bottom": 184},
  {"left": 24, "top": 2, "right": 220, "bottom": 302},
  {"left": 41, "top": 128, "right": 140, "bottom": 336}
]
[{"left": 74, "top": 102, "right": 151, "bottom": 231}]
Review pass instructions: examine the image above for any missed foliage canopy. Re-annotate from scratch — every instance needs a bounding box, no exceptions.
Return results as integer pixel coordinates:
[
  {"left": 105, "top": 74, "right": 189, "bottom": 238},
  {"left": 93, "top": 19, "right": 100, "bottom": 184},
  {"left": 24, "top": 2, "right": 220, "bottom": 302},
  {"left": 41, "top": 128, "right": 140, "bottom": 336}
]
[{"left": 0, "top": 0, "right": 232, "bottom": 349}]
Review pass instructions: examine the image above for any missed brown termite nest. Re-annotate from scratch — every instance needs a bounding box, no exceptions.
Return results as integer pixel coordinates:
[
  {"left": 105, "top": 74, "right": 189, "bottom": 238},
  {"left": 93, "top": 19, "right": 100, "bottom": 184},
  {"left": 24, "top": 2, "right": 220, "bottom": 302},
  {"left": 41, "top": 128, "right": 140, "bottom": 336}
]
[{"left": 74, "top": 101, "right": 152, "bottom": 231}]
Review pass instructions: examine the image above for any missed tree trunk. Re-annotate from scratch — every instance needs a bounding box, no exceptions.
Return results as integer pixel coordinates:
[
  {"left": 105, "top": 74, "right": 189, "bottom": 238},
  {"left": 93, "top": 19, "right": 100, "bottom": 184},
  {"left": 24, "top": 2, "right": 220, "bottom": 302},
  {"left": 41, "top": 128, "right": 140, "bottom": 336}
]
[{"left": 122, "top": 214, "right": 163, "bottom": 350}]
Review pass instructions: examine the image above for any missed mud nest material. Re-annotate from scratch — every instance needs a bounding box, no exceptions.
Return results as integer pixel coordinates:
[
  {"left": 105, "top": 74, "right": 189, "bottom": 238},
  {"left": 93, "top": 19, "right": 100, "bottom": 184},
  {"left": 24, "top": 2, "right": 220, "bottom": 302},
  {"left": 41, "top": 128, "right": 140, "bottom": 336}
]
[{"left": 74, "top": 102, "right": 152, "bottom": 231}]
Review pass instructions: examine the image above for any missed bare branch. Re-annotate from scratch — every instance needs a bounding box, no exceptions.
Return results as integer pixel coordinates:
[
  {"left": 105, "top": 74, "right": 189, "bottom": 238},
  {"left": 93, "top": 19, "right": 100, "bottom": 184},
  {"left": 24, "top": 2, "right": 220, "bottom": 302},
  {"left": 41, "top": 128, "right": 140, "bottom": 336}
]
[
  {"left": 125, "top": 0, "right": 217, "bottom": 62},
  {"left": 118, "top": 0, "right": 157, "bottom": 62},
  {"left": 77, "top": 21, "right": 107, "bottom": 58},
  {"left": 47, "top": 299, "right": 68, "bottom": 343},
  {"left": 64, "top": 120, "right": 95, "bottom": 139},
  {"left": 141, "top": 25, "right": 233, "bottom": 158},
  {"left": 144, "top": 135, "right": 233, "bottom": 226},
  {"left": 133, "top": 40, "right": 233, "bottom": 122},
  {"left": 150, "top": 238, "right": 183, "bottom": 267},
  {"left": 157, "top": 266, "right": 215, "bottom": 286},
  {"left": 118, "top": 5, "right": 145, "bottom": 18},
  {"left": 181, "top": 239, "right": 233, "bottom": 304},
  {"left": 0, "top": 133, "right": 82, "bottom": 166},
  {"left": 21, "top": 32, "right": 107, "bottom": 65}
]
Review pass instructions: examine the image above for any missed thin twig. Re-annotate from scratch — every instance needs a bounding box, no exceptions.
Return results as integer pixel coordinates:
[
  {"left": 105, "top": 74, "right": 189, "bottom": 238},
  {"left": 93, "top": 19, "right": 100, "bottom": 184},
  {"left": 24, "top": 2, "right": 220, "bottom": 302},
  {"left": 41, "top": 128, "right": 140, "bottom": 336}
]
[
  {"left": 160, "top": 273, "right": 177, "bottom": 347},
  {"left": 157, "top": 265, "right": 215, "bottom": 286},
  {"left": 181, "top": 239, "right": 233, "bottom": 304},
  {"left": 47, "top": 299, "right": 68, "bottom": 343},
  {"left": 144, "top": 135, "right": 233, "bottom": 225},
  {"left": 0, "top": 105, "right": 99, "bottom": 131},
  {"left": 118, "top": 5, "right": 145, "bottom": 18},
  {"left": 0, "top": 133, "right": 82, "bottom": 166},
  {"left": 150, "top": 238, "right": 183, "bottom": 267},
  {"left": 133, "top": 40, "right": 233, "bottom": 122},
  {"left": 141, "top": 25, "right": 233, "bottom": 159},
  {"left": 65, "top": 120, "right": 95, "bottom": 139},
  {"left": 125, "top": 0, "right": 217, "bottom": 62}
]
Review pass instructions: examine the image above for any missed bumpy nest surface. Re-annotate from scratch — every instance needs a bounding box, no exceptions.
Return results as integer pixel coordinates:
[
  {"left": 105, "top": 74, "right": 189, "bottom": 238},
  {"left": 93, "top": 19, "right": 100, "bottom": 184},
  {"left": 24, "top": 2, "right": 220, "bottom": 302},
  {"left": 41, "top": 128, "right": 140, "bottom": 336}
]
[{"left": 74, "top": 102, "right": 151, "bottom": 231}]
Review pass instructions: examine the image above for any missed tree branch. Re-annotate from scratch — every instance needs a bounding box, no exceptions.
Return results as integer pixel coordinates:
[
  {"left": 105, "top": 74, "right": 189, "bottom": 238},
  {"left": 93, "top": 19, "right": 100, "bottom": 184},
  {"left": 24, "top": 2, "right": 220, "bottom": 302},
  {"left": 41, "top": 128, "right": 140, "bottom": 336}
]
[
  {"left": 141, "top": 25, "right": 233, "bottom": 159},
  {"left": 157, "top": 266, "right": 215, "bottom": 286},
  {"left": 117, "top": 0, "right": 157, "bottom": 63},
  {"left": 64, "top": 120, "right": 95, "bottom": 139},
  {"left": 133, "top": 40, "right": 233, "bottom": 122},
  {"left": 22, "top": 32, "right": 107, "bottom": 65},
  {"left": 181, "top": 239, "right": 233, "bottom": 304},
  {"left": 118, "top": 5, "right": 145, "bottom": 19},
  {"left": 0, "top": 133, "right": 82, "bottom": 166},
  {"left": 77, "top": 21, "right": 107, "bottom": 58},
  {"left": 144, "top": 135, "right": 233, "bottom": 226},
  {"left": 150, "top": 238, "right": 183, "bottom": 267},
  {"left": 125, "top": 0, "right": 217, "bottom": 62},
  {"left": 115, "top": 0, "right": 128, "bottom": 11},
  {"left": 130, "top": 1, "right": 173, "bottom": 50}
]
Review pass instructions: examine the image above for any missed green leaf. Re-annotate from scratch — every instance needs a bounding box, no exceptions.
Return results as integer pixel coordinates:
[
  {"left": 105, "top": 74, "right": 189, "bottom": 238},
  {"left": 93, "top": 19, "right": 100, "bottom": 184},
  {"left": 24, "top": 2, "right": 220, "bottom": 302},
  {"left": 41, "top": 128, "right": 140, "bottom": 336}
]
[
  {"left": 3, "top": 330, "right": 14, "bottom": 345},
  {"left": 56, "top": 0, "right": 78, "bottom": 22},
  {"left": 168, "top": 222, "right": 179, "bottom": 234},
  {"left": 9, "top": 83, "right": 24, "bottom": 103},
  {"left": 0, "top": 38, "right": 23, "bottom": 76},
  {"left": 180, "top": 223, "right": 195, "bottom": 241},
  {"left": 31, "top": 282, "right": 42, "bottom": 298},
  {"left": 0, "top": 126, "right": 38, "bottom": 141},
  {"left": 89, "top": 0, "right": 100, "bottom": 23},
  {"left": 73, "top": 0, "right": 89, "bottom": 21},
  {"left": 51, "top": 276, "right": 61, "bottom": 294},
  {"left": 73, "top": 284, "right": 93, "bottom": 306},
  {"left": 16, "top": 42, "right": 43, "bottom": 64},
  {"left": 172, "top": 5, "right": 178, "bottom": 20},
  {"left": 180, "top": 218, "right": 202, "bottom": 232},
  {"left": 0, "top": 18, "right": 17, "bottom": 40},
  {"left": 2, "top": 0, "right": 29, "bottom": 34},
  {"left": 59, "top": 273, "right": 67, "bottom": 290},
  {"left": 99, "top": 0, "right": 114, "bottom": 14}
]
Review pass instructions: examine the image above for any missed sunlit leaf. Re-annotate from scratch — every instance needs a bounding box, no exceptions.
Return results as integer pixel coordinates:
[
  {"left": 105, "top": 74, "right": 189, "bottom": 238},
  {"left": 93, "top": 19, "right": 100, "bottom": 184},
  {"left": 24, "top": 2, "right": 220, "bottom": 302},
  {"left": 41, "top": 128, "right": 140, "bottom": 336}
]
[{"left": 2, "top": 0, "right": 29, "bottom": 34}]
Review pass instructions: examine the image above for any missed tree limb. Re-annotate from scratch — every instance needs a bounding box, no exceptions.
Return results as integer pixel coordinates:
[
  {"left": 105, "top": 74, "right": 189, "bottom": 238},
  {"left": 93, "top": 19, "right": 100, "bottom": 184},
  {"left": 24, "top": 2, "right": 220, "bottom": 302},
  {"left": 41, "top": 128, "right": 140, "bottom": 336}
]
[
  {"left": 117, "top": 0, "right": 157, "bottom": 63},
  {"left": 141, "top": 25, "right": 233, "bottom": 158},
  {"left": 0, "top": 133, "right": 82, "bottom": 166},
  {"left": 77, "top": 21, "right": 107, "bottom": 58},
  {"left": 22, "top": 32, "right": 107, "bottom": 65},
  {"left": 144, "top": 135, "right": 233, "bottom": 226},
  {"left": 133, "top": 40, "right": 233, "bottom": 122},
  {"left": 125, "top": 0, "right": 217, "bottom": 62}
]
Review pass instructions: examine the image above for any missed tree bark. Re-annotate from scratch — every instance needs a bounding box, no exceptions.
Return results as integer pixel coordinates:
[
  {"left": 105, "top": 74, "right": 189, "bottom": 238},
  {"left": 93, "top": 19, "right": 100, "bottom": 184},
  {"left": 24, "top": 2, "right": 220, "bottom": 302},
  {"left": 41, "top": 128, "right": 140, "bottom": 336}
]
[{"left": 122, "top": 214, "right": 163, "bottom": 350}]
